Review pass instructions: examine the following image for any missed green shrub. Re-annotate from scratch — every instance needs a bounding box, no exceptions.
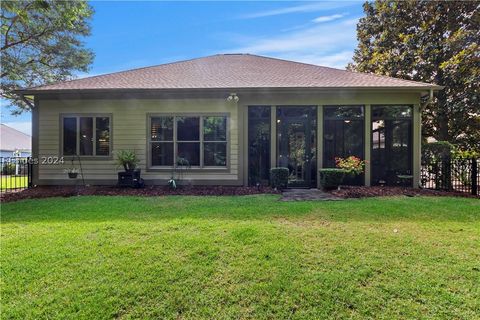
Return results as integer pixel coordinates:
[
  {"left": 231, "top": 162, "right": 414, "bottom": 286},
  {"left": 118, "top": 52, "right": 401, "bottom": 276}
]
[
  {"left": 2, "top": 163, "right": 16, "bottom": 175},
  {"left": 422, "top": 141, "right": 454, "bottom": 161},
  {"left": 270, "top": 167, "right": 289, "bottom": 190},
  {"left": 319, "top": 168, "right": 348, "bottom": 190}
]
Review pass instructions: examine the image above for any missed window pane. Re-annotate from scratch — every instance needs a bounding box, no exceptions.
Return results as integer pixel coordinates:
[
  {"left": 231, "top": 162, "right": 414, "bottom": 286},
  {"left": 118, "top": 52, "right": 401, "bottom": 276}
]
[
  {"left": 372, "top": 106, "right": 412, "bottom": 119},
  {"left": 177, "top": 142, "right": 200, "bottom": 166},
  {"left": 63, "top": 117, "right": 77, "bottom": 155},
  {"left": 204, "top": 142, "right": 227, "bottom": 166},
  {"left": 96, "top": 117, "right": 110, "bottom": 156},
  {"left": 324, "top": 106, "right": 363, "bottom": 119},
  {"left": 80, "top": 117, "right": 93, "bottom": 156},
  {"left": 204, "top": 116, "right": 227, "bottom": 141},
  {"left": 177, "top": 117, "right": 199, "bottom": 141},
  {"left": 151, "top": 117, "right": 173, "bottom": 141},
  {"left": 151, "top": 142, "right": 173, "bottom": 166}
]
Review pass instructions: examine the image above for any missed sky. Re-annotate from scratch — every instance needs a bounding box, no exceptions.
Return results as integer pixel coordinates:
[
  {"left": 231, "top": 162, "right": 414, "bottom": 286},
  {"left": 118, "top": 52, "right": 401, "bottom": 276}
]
[{"left": 0, "top": 0, "right": 364, "bottom": 135}]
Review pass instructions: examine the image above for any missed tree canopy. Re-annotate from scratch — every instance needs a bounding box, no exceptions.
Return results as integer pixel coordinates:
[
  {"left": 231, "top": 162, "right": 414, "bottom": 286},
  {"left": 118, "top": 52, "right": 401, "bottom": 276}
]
[
  {"left": 1, "top": 0, "right": 94, "bottom": 114},
  {"left": 348, "top": 0, "right": 479, "bottom": 151}
]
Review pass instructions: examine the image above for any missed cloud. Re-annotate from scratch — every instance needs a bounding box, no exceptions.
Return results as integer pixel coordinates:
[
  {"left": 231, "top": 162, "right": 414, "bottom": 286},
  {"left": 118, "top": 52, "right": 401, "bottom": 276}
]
[
  {"left": 241, "top": 2, "right": 354, "bottom": 19},
  {"left": 312, "top": 13, "right": 345, "bottom": 23},
  {"left": 3, "top": 121, "right": 32, "bottom": 135},
  {"left": 224, "top": 16, "right": 360, "bottom": 69}
]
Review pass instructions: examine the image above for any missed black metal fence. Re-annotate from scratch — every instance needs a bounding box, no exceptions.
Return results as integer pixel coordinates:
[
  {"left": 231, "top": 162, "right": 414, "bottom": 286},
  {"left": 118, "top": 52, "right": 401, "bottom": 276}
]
[
  {"left": 0, "top": 157, "right": 33, "bottom": 194},
  {"left": 421, "top": 157, "right": 479, "bottom": 195}
]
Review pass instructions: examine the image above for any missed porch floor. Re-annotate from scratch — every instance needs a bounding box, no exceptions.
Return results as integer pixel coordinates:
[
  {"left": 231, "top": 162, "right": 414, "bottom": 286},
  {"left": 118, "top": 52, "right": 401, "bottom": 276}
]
[{"left": 280, "top": 188, "right": 342, "bottom": 201}]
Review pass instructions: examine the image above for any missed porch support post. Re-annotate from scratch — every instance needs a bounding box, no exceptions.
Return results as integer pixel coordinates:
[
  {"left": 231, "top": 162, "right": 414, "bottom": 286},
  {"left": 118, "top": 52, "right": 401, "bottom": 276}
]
[
  {"left": 317, "top": 105, "right": 323, "bottom": 188},
  {"left": 364, "top": 104, "right": 371, "bottom": 186},
  {"left": 413, "top": 103, "right": 421, "bottom": 188},
  {"left": 270, "top": 106, "right": 277, "bottom": 170}
]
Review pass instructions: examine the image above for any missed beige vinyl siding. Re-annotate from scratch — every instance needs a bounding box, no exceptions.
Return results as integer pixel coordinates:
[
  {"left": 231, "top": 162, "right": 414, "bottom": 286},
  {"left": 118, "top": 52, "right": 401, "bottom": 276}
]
[
  {"left": 37, "top": 98, "right": 240, "bottom": 184},
  {"left": 36, "top": 89, "right": 423, "bottom": 186}
]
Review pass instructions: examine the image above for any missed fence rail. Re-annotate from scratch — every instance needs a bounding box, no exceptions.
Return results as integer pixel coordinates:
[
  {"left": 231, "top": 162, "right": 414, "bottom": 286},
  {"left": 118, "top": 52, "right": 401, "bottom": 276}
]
[
  {"left": 421, "top": 157, "right": 479, "bottom": 195},
  {"left": 0, "top": 157, "right": 32, "bottom": 194}
]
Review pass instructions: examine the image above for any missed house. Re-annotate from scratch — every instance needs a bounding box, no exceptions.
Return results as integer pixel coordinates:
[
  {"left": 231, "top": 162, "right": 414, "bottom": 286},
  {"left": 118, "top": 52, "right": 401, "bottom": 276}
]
[
  {"left": 17, "top": 54, "right": 442, "bottom": 188},
  {"left": 0, "top": 124, "right": 31, "bottom": 158}
]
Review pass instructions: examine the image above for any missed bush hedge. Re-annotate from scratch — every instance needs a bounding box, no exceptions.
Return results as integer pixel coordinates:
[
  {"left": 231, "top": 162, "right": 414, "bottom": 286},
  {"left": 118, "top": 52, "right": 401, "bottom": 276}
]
[
  {"left": 270, "top": 167, "right": 289, "bottom": 190},
  {"left": 2, "top": 163, "right": 16, "bottom": 175},
  {"left": 319, "top": 168, "right": 348, "bottom": 190}
]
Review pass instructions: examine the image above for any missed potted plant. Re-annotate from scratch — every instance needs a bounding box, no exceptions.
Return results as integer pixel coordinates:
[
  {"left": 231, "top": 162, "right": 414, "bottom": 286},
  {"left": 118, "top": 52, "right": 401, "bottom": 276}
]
[
  {"left": 116, "top": 150, "right": 140, "bottom": 172},
  {"left": 116, "top": 150, "right": 143, "bottom": 188},
  {"left": 65, "top": 168, "right": 79, "bottom": 179},
  {"left": 335, "top": 156, "right": 365, "bottom": 176}
]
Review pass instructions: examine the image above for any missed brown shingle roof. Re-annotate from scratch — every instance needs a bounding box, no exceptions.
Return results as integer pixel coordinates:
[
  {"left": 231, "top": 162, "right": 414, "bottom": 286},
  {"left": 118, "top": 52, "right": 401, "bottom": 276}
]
[{"left": 22, "top": 54, "right": 441, "bottom": 92}]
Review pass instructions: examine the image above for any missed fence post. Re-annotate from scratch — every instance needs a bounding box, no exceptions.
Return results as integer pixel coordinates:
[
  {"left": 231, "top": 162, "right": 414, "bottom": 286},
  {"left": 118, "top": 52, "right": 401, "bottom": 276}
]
[{"left": 472, "top": 158, "right": 478, "bottom": 196}]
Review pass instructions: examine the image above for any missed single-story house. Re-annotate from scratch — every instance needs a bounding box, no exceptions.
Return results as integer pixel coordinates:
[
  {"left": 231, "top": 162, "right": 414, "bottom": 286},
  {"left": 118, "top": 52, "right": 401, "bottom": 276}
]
[
  {"left": 17, "top": 54, "right": 442, "bottom": 188},
  {"left": 0, "top": 124, "right": 32, "bottom": 158}
]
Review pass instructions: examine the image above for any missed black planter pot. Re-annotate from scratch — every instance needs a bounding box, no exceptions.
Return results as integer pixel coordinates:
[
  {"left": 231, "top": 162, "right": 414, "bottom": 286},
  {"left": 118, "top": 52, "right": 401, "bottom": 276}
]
[
  {"left": 118, "top": 169, "right": 144, "bottom": 188},
  {"left": 68, "top": 172, "right": 78, "bottom": 179}
]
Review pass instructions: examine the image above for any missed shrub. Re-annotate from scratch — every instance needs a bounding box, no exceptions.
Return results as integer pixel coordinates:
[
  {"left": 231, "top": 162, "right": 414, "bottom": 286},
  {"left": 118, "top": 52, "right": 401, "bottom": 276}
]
[
  {"left": 335, "top": 156, "right": 365, "bottom": 175},
  {"left": 270, "top": 167, "right": 289, "bottom": 190},
  {"left": 2, "top": 163, "right": 16, "bottom": 175},
  {"left": 422, "top": 141, "right": 454, "bottom": 161},
  {"left": 319, "top": 168, "right": 348, "bottom": 190}
]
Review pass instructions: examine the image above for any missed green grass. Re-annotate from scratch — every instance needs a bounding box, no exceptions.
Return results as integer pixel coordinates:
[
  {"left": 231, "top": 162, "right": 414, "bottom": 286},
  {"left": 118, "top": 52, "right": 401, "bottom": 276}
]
[
  {"left": 1, "top": 195, "right": 479, "bottom": 319},
  {"left": 1, "top": 176, "right": 28, "bottom": 189}
]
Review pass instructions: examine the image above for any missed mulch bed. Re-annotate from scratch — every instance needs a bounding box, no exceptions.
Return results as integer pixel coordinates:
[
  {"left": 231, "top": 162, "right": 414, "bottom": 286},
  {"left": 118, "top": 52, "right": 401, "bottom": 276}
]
[
  {"left": 0, "top": 185, "right": 280, "bottom": 203},
  {"left": 330, "top": 185, "right": 479, "bottom": 199},
  {"left": 1, "top": 185, "right": 477, "bottom": 203}
]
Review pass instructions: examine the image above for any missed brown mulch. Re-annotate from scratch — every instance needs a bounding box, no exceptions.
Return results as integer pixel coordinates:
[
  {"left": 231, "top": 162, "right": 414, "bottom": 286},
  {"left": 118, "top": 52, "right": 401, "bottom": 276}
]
[
  {"left": 1, "top": 185, "right": 477, "bottom": 203},
  {"left": 330, "top": 186, "right": 480, "bottom": 199},
  {"left": 0, "top": 185, "right": 280, "bottom": 203}
]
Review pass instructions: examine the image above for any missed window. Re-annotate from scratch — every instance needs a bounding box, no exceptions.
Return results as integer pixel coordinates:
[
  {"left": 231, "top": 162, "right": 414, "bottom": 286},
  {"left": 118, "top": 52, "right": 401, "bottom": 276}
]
[
  {"left": 323, "top": 106, "right": 364, "bottom": 185},
  {"left": 371, "top": 105, "right": 413, "bottom": 186},
  {"left": 149, "top": 115, "right": 228, "bottom": 168},
  {"left": 62, "top": 115, "right": 111, "bottom": 156}
]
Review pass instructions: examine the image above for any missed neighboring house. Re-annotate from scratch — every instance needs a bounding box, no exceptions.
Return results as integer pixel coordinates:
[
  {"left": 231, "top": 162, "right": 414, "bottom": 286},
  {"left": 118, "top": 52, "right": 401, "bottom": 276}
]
[
  {"left": 0, "top": 124, "right": 31, "bottom": 158},
  {"left": 17, "top": 54, "right": 441, "bottom": 188}
]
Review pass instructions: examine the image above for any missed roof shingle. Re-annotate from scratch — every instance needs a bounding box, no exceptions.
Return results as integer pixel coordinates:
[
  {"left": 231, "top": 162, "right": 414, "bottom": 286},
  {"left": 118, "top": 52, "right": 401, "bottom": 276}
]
[{"left": 23, "top": 54, "right": 440, "bottom": 92}]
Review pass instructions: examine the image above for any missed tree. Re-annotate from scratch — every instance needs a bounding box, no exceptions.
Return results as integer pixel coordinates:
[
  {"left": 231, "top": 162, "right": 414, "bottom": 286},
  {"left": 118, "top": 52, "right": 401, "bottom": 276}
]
[
  {"left": 348, "top": 1, "right": 480, "bottom": 151},
  {"left": 1, "top": 0, "right": 94, "bottom": 114}
]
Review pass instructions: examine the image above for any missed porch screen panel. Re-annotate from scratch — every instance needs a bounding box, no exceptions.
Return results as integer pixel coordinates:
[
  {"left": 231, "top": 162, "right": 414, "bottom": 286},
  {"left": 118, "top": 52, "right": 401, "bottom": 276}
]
[
  {"left": 323, "top": 106, "right": 364, "bottom": 185},
  {"left": 371, "top": 106, "right": 413, "bottom": 186},
  {"left": 248, "top": 106, "right": 271, "bottom": 186}
]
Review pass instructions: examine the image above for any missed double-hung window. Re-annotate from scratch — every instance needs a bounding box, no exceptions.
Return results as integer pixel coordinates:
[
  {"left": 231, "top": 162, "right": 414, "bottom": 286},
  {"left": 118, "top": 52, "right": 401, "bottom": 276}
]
[
  {"left": 62, "top": 115, "right": 111, "bottom": 156},
  {"left": 149, "top": 115, "right": 228, "bottom": 168}
]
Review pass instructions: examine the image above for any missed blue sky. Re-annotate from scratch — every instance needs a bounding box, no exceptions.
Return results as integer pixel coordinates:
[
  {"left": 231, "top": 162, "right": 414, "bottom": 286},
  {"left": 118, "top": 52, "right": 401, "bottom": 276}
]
[{"left": 1, "top": 0, "right": 364, "bottom": 134}]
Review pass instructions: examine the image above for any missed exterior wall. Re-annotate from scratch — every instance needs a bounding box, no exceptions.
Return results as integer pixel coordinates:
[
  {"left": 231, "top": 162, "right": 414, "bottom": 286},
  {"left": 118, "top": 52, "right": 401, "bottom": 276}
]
[
  {"left": 34, "top": 89, "right": 422, "bottom": 187},
  {"left": 35, "top": 98, "right": 241, "bottom": 185}
]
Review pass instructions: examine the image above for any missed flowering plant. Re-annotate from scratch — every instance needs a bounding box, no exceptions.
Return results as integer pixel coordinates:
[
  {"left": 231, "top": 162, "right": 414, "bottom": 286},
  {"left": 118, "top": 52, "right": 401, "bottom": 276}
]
[{"left": 335, "top": 156, "right": 365, "bottom": 175}]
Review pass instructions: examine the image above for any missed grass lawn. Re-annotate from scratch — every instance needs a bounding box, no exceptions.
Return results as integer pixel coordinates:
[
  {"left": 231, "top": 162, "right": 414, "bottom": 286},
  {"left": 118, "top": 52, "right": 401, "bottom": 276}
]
[
  {"left": 1, "top": 176, "right": 28, "bottom": 189},
  {"left": 1, "top": 195, "right": 479, "bottom": 319}
]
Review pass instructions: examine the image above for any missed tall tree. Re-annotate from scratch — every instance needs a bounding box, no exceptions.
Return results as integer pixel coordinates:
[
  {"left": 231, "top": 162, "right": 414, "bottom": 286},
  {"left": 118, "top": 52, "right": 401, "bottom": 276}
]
[
  {"left": 348, "top": 1, "right": 479, "bottom": 150},
  {"left": 1, "top": 0, "right": 94, "bottom": 114}
]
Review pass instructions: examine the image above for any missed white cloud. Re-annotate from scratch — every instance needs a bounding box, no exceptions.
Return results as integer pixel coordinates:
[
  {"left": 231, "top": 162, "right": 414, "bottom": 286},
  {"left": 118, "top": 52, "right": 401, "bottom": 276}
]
[
  {"left": 312, "top": 13, "right": 345, "bottom": 23},
  {"left": 226, "top": 17, "right": 360, "bottom": 69},
  {"left": 241, "top": 2, "right": 355, "bottom": 19},
  {"left": 3, "top": 122, "right": 32, "bottom": 135}
]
